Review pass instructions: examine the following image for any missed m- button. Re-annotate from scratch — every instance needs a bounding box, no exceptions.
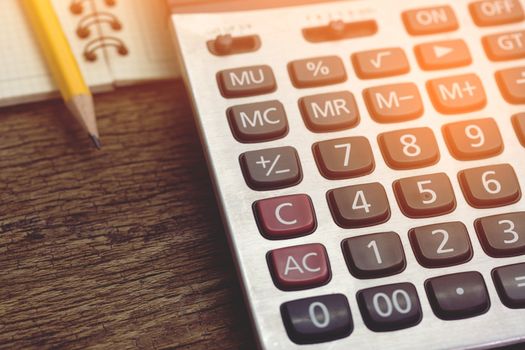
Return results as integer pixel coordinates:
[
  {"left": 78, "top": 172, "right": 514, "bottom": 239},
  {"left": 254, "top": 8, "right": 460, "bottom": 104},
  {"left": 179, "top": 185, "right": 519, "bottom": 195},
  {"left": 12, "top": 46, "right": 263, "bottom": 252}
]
[
  {"left": 268, "top": 243, "right": 331, "bottom": 290},
  {"left": 427, "top": 74, "right": 486, "bottom": 114},
  {"left": 254, "top": 194, "right": 316, "bottom": 239},
  {"left": 218, "top": 65, "right": 276, "bottom": 98},
  {"left": 363, "top": 83, "right": 423, "bottom": 123},
  {"left": 403, "top": 6, "right": 458, "bottom": 35},
  {"left": 483, "top": 30, "right": 525, "bottom": 61}
]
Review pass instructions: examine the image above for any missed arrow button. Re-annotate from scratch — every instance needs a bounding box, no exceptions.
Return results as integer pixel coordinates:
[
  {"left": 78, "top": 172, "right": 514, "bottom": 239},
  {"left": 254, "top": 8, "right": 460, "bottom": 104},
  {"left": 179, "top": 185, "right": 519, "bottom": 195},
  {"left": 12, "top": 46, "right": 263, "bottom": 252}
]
[{"left": 415, "top": 39, "right": 471, "bottom": 70}]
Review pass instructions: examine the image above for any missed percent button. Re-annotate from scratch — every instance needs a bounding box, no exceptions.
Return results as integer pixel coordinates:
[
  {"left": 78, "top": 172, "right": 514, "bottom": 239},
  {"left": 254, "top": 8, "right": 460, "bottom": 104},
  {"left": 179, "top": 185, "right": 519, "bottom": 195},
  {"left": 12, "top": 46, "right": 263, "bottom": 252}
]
[{"left": 289, "top": 56, "right": 347, "bottom": 88}]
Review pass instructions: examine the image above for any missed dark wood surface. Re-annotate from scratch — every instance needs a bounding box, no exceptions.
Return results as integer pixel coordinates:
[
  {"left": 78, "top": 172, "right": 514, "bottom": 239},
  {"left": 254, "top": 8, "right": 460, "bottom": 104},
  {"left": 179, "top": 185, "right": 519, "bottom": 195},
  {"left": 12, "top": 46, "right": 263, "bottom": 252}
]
[{"left": 0, "top": 82, "right": 255, "bottom": 350}]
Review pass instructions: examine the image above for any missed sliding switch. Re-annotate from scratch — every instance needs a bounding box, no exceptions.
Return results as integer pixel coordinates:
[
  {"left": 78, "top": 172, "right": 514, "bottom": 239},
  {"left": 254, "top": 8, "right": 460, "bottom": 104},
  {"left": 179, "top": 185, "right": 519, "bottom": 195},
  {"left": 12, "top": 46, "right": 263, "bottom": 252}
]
[
  {"left": 207, "top": 34, "right": 261, "bottom": 56},
  {"left": 303, "top": 19, "right": 378, "bottom": 43}
]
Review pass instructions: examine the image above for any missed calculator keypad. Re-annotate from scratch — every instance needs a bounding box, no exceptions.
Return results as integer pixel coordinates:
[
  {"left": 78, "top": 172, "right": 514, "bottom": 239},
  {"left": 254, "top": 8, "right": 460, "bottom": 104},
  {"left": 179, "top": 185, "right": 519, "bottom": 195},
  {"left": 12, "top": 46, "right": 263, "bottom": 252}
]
[
  {"left": 394, "top": 173, "right": 456, "bottom": 218},
  {"left": 299, "top": 91, "right": 360, "bottom": 132},
  {"left": 281, "top": 294, "right": 353, "bottom": 344},
  {"left": 313, "top": 136, "right": 374, "bottom": 179},
  {"left": 378, "top": 127, "right": 440, "bottom": 169},
  {"left": 240, "top": 146, "right": 302, "bottom": 190},
  {"left": 409, "top": 222, "right": 473, "bottom": 268},
  {"left": 458, "top": 164, "right": 521, "bottom": 208},
  {"left": 363, "top": 83, "right": 423, "bottom": 123},
  {"left": 328, "top": 182, "right": 390, "bottom": 228},
  {"left": 342, "top": 232, "right": 406, "bottom": 279},
  {"left": 425, "top": 271, "right": 490, "bottom": 320},
  {"left": 357, "top": 283, "right": 422, "bottom": 331},
  {"left": 475, "top": 212, "right": 525, "bottom": 257}
]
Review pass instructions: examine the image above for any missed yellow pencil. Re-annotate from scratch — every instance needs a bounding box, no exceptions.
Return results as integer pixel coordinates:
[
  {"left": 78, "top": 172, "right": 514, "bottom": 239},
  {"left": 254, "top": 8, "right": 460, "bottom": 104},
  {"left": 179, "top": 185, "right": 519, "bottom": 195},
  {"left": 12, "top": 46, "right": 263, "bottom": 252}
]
[{"left": 22, "top": 0, "right": 101, "bottom": 148}]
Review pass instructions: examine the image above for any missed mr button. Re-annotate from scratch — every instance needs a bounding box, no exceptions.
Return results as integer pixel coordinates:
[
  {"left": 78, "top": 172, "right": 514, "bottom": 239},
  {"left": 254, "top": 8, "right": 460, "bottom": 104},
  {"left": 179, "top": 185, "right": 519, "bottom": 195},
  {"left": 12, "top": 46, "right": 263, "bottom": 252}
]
[
  {"left": 268, "top": 243, "right": 330, "bottom": 290},
  {"left": 218, "top": 65, "right": 276, "bottom": 98},
  {"left": 299, "top": 91, "right": 359, "bottom": 132}
]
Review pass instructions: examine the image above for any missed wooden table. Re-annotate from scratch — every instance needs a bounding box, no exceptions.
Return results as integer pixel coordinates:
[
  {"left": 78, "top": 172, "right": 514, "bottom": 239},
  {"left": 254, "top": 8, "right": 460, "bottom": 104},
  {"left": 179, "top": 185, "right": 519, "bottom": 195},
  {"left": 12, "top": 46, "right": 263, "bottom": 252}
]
[
  {"left": 1, "top": 82, "right": 523, "bottom": 350},
  {"left": 0, "top": 82, "right": 254, "bottom": 349}
]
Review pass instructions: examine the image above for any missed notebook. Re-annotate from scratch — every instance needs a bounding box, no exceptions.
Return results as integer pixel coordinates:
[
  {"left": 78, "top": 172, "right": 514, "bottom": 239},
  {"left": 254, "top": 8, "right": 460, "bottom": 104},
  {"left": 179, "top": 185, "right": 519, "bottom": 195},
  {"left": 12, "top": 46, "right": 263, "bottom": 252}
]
[{"left": 0, "top": 0, "right": 179, "bottom": 108}]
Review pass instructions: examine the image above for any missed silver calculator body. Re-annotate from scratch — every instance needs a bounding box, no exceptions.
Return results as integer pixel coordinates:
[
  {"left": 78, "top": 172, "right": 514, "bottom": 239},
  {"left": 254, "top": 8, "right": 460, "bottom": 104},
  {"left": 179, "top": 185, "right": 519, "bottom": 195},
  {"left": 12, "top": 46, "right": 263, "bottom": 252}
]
[{"left": 170, "top": 1, "right": 525, "bottom": 349}]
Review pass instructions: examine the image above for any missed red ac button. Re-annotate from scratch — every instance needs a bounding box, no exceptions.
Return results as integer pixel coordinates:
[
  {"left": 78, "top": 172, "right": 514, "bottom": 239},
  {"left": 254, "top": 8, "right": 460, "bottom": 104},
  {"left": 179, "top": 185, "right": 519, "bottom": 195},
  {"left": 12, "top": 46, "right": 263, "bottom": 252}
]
[
  {"left": 255, "top": 194, "right": 316, "bottom": 239},
  {"left": 268, "top": 243, "right": 331, "bottom": 290}
]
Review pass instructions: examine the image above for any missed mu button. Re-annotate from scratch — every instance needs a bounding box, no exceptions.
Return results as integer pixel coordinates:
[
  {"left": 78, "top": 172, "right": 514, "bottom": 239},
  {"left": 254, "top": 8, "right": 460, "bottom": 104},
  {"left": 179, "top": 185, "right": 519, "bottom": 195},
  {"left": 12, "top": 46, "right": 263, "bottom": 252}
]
[
  {"left": 427, "top": 73, "right": 486, "bottom": 114},
  {"left": 268, "top": 243, "right": 331, "bottom": 291}
]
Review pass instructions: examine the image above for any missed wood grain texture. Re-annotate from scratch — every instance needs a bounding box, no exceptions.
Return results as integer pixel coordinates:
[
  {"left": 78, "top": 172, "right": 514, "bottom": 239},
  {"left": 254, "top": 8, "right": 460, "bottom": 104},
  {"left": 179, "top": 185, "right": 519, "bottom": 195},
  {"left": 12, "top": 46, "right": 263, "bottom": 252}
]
[{"left": 0, "top": 82, "right": 255, "bottom": 350}]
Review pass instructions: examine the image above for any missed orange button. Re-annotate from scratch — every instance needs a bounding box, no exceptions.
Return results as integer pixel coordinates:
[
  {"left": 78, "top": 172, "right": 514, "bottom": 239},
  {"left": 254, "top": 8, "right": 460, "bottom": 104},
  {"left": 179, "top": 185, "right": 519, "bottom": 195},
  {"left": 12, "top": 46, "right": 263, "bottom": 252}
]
[
  {"left": 352, "top": 48, "right": 410, "bottom": 79},
  {"left": 495, "top": 66, "right": 525, "bottom": 104},
  {"left": 363, "top": 83, "right": 423, "bottom": 123},
  {"left": 402, "top": 6, "right": 458, "bottom": 35},
  {"left": 415, "top": 39, "right": 472, "bottom": 70},
  {"left": 427, "top": 74, "right": 487, "bottom": 114},
  {"left": 469, "top": 0, "right": 524, "bottom": 27},
  {"left": 483, "top": 30, "right": 525, "bottom": 61}
]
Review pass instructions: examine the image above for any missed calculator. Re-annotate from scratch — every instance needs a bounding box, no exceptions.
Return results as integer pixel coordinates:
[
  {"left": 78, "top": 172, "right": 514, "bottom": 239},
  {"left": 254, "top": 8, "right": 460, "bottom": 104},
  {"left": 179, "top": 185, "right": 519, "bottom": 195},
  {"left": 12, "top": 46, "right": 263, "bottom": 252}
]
[{"left": 169, "top": 0, "right": 525, "bottom": 349}]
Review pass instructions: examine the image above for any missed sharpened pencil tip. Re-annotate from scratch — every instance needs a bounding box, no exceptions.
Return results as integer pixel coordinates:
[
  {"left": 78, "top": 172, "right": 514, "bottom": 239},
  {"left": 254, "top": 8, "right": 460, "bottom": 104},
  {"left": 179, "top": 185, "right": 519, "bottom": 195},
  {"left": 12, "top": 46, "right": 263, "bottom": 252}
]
[{"left": 89, "top": 134, "right": 102, "bottom": 149}]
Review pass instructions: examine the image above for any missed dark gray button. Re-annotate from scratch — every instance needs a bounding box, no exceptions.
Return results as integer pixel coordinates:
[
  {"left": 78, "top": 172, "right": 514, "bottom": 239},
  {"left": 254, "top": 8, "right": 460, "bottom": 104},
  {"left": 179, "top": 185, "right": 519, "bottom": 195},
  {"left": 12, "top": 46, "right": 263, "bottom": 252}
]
[
  {"left": 281, "top": 294, "right": 353, "bottom": 344},
  {"left": 409, "top": 222, "right": 473, "bottom": 268},
  {"left": 425, "top": 271, "right": 490, "bottom": 320},
  {"left": 240, "top": 146, "right": 301, "bottom": 191},
  {"left": 217, "top": 65, "right": 276, "bottom": 98},
  {"left": 299, "top": 91, "right": 359, "bottom": 132},
  {"left": 328, "top": 182, "right": 390, "bottom": 228},
  {"left": 458, "top": 164, "right": 521, "bottom": 208},
  {"left": 289, "top": 56, "right": 347, "bottom": 88},
  {"left": 475, "top": 212, "right": 525, "bottom": 257},
  {"left": 357, "top": 282, "right": 422, "bottom": 332},
  {"left": 313, "top": 136, "right": 374, "bottom": 179},
  {"left": 227, "top": 100, "right": 288, "bottom": 142},
  {"left": 493, "top": 263, "right": 525, "bottom": 309},
  {"left": 342, "top": 232, "right": 406, "bottom": 279},
  {"left": 394, "top": 173, "right": 456, "bottom": 218}
]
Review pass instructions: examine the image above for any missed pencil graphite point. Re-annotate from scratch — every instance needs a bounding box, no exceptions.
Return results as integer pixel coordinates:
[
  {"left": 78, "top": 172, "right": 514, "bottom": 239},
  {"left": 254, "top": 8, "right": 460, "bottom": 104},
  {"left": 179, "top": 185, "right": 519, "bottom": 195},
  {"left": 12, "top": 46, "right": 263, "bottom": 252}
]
[{"left": 90, "top": 134, "right": 102, "bottom": 149}]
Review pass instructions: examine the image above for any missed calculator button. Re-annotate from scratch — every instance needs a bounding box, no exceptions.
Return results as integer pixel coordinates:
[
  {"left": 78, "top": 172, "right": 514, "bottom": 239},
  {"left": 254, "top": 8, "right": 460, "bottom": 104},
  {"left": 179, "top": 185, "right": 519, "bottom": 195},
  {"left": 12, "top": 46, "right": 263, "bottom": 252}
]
[
  {"left": 495, "top": 66, "right": 525, "bottom": 104},
  {"left": 289, "top": 56, "right": 347, "bottom": 88},
  {"left": 342, "top": 232, "right": 406, "bottom": 279},
  {"left": 378, "top": 127, "right": 440, "bottom": 170},
  {"left": 240, "top": 146, "right": 302, "bottom": 191},
  {"left": 402, "top": 6, "right": 458, "bottom": 35},
  {"left": 470, "top": 0, "right": 524, "bottom": 26},
  {"left": 425, "top": 271, "right": 490, "bottom": 320},
  {"left": 409, "top": 222, "right": 473, "bottom": 268},
  {"left": 475, "top": 212, "right": 525, "bottom": 257},
  {"left": 313, "top": 136, "right": 374, "bottom": 179},
  {"left": 414, "top": 39, "right": 471, "bottom": 70},
  {"left": 427, "top": 74, "right": 486, "bottom": 114},
  {"left": 513, "top": 113, "right": 525, "bottom": 146},
  {"left": 493, "top": 263, "right": 525, "bottom": 308},
  {"left": 443, "top": 118, "right": 503, "bottom": 160},
  {"left": 254, "top": 194, "right": 316, "bottom": 239},
  {"left": 228, "top": 100, "right": 288, "bottom": 142},
  {"left": 357, "top": 283, "right": 422, "bottom": 332},
  {"left": 394, "top": 173, "right": 456, "bottom": 218},
  {"left": 458, "top": 164, "right": 521, "bottom": 208},
  {"left": 352, "top": 48, "right": 410, "bottom": 79},
  {"left": 269, "top": 243, "right": 330, "bottom": 290},
  {"left": 328, "top": 183, "right": 390, "bottom": 228},
  {"left": 363, "top": 83, "right": 423, "bottom": 123},
  {"left": 281, "top": 294, "right": 353, "bottom": 344},
  {"left": 299, "top": 91, "right": 359, "bottom": 132},
  {"left": 483, "top": 30, "right": 525, "bottom": 61},
  {"left": 217, "top": 65, "right": 276, "bottom": 98}
]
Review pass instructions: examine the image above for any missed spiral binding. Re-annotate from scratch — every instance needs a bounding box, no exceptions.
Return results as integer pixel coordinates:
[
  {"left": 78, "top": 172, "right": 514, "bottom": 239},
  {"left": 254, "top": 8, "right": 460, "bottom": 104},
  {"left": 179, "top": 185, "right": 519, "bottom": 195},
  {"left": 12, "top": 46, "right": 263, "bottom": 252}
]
[{"left": 70, "top": 0, "right": 129, "bottom": 62}]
